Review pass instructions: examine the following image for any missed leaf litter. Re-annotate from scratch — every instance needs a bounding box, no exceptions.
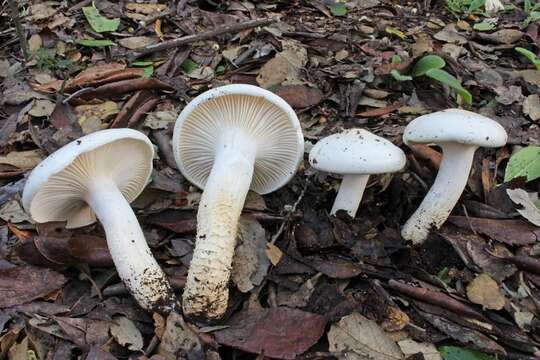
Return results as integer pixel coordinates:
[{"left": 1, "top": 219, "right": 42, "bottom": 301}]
[{"left": 0, "top": 0, "right": 540, "bottom": 358}]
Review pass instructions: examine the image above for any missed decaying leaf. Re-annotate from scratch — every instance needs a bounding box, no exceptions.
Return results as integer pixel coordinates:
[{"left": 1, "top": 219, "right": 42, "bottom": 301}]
[
  {"left": 214, "top": 307, "right": 326, "bottom": 359},
  {"left": 0, "top": 150, "right": 44, "bottom": 170},
  {"left": 118, "top": 36, "right": 158, "bottom": 50},
  {"left": 0, "top": 198, "right": 30, "bottom": 223},
  {"left": 110, "top": 316, "right": 143, "bottom": 351},
  {"left": 157, "top": 311, "right": 202, "bottom": 358},
  {"left": 327, "top": 312, "right": 403, "bottom": 360},
  {"left": 0, "top": 265, "right": 67, "bottom": 308},
  {"left": 257, "top": 39, "right": 307, "bottom": 88},
  {"left": 144, "top": 110, "right": 178, "bottom": 130},
  {"left": 397, "top": 339, "right": 441, "bottom": 360},
  {"left": 75, "top": 101, "right": 119, "bottom": 134},
  {"left": 506, "top": 189, "right": 540, "bottom": 226},
  {"left": 466, "top": 273, "right": 505, "bottom": 310},
  {"left": 231, "top": 217, "right": 270, "bottom": 292}
]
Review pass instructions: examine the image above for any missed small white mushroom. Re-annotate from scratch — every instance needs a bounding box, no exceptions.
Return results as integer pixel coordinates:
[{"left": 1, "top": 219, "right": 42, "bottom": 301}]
[
  {"left": 309, "top": 129, "right": 406, "bottom": 217},
  {"left": 401, "top": 109, "right": 507, "bottom": 245},
  {"left": 22, "top": 129, "right": 177, "bottom": 313},
  {"left": 173, "top": 84, "right": 304, "bottom": 319}
]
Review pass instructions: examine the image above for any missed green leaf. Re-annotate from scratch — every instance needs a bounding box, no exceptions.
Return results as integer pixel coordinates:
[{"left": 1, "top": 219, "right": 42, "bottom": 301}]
[
  {"left": 390, "top": 69, "right": 413, "bottom": 81},
  {"left": 391, "top": 55, "right": 402, "bottom": 64},
  {"left": 504, "top": 146, "right": 540, "bottom": 182},
  {"left": 425, "top": 68, "right": 472, "bottom": 105},
  {"left": 329, "top": 3, "right": 347, "bottom": 16},
  {"left": 215, "top": 64, "right": 226, "bottom": 74},
  {"left": 468, "top": 0, "right": 486, "bottom": 13},
  {"left": 142, "top": 66, "right": 153, "bottom": 77},
  {"left": 82, "top": 3, "right": 120, "bottom": 33},
  {"left": 412, "top": 54, "right": 446, "bottom": 77},
  {"left": 439, "top": 346, "right": 495, "bottom": 360},
  {"left": 535, "top": 198, "right": 540, "bottom": 209},
  {"left": 516, "top": 47, "right": 540, "bottom": 71},
  {"left": 181, "top": 58, "right": 198, "bottom": 74},
  {"left": 473, "top": 22, "right": 496, "bottom": 31},
  {"left": 132, "top": 60, "right": 153, "bottom": 67},
  {"left": 524, "top": 11, "right": 540, "bottom": 27},
  {"left": 75, "top": 39, "right": 115, "bottom": 47}
]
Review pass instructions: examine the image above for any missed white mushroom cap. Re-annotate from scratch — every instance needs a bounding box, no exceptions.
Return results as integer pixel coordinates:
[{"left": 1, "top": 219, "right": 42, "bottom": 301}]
[
  {"left": 403, "top": 109, "right": 507, "bottom": 148},
  {"left": 309, "top": 129, "right": 406, "bottom": 174},
  {"left": 173, "top": 84, "right": 304, "bottom": 195},
  {"left": 22, "top": 129, "right": 153, "bottom": 228}
]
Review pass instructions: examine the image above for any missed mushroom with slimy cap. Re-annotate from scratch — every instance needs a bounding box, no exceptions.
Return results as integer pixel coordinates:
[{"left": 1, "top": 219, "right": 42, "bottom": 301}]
[
  {"left": 173, "top": 84, "right": 304, "bottom": 320},
  {"left": 22, "top": 129, "right": 178, "bottom": 313},
  {"left": 309, "top": 129, "right": 406, "bottom": 217},
  {"left": 401, "top": 109, "right": 507, "bottom": 245}
]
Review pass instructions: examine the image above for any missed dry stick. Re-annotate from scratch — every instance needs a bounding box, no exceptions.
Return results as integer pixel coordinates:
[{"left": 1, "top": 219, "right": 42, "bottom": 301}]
[
  {"left": 130, "top": 17, "right": 277, "bottom": 59},
  {"left": 7, "top": 0, "right": 28, "bottom": 61},
  {"left": 387, "top": 279, "right": 487, "bottom": 321}
]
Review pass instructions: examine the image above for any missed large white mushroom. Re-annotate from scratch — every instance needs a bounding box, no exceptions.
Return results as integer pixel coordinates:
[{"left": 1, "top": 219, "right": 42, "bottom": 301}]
[
  {"left": 401, "top": 109, "right": 507, "bottom": 245},
  {"left": 22, "top": 129, "right": 178, "bottom": 313},
  {"left": 309, "top": 129, "right": 406, "bottom": 217},
  {"left": 173, "top": 84, "right": 304, "bottom": 320}
]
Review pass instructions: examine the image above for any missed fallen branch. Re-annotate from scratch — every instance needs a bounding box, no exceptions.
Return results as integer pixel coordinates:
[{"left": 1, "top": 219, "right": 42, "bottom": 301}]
[
  {"left": 388, "top": 279, "right": 487, "bottom": 321},
  {"left": 130, "top": 17, "right": 277, "bottom": 58}
]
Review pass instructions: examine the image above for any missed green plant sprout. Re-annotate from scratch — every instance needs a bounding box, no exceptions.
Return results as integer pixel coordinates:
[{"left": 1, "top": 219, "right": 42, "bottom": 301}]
[
  {"left": 391, "top": 54, "right": 472, "bottom": 105},
  {"left": 516, "top": 47, "right": 540, "bottom": 71}
]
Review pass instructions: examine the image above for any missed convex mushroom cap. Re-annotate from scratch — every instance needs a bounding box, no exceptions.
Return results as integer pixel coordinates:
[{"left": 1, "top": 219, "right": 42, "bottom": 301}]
[
  {"left": 173, "top": 84, "right": 304, "bottom": 320},
  {"left": 309, "top": 129, "right": 406, "bottom": 217},
  {"left": 22, "top": 129, "right": 178, "bottom": 313},
  {"left": 401, "top": 109, "right": 507, "bottom": 245}
]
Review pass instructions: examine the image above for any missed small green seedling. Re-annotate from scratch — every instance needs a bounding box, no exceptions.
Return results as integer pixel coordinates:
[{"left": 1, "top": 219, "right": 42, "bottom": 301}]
[
  {"left": 391, "top": 54, "right": 472, "bottom": 105},
  {"left": 523, "top": 0, "right": 540, "bottom": 27},
  {"left": 516, "top": 47, "right": 540, "bottom": 71},
  {"left": 504, "top": 146, "right": 540, "bottom": 183},
  {"left": 445, "top": 0, "right": 486, "bottom": 16},
  {"left": 439, "top": 346, "right": 496, "bottom": 360}
]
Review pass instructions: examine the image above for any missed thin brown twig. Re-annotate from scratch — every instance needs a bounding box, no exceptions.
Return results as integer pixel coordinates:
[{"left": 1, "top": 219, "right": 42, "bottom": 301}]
[
  {"left": 130, "top": 17, "right": 277, "bottom": 59},
  {"left": 7, "top": 0, "right": 28, "bottom": 61}
]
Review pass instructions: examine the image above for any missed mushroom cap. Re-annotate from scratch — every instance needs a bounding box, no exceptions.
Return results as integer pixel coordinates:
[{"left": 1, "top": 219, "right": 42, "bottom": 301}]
[
  {"left": 22, "top": 129, "right": 154, "bottom": 228},
  {"left": 173, "top": 84, "right": 304, "bottom": 194},
  {"left": 309, "top": 129, "right": 406, "bottom": 174},
  {"left": 403, "top": 109, "right": 507, "bottom": 147}
]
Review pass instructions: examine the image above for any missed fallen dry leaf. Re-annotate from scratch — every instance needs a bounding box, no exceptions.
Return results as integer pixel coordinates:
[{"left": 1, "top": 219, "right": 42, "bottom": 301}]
[
  {"left": 118, "top": 36, "right": 158, "bottom": 50},
  {"left": 214, "top": 307, "right": 326, "bottom": 359},
  {"left": 0, "top": 150, "right": 44, "bottom": 170},
  {"left": 231, "top": 217, "right": 270, "bottom": 293},
  {"left": 523, "top": 95, "right": 540, "bottom": 121},
  {"left": 275, "top": 85, "right": 323, "bottom": 108},
  {"left": 466, "top": 273, "right": 505, "bottom": 310},
  {"left": 110, "top": 316, "right": 143, "bottom": 351},
  {"left": 157, "top": 311, "right": 202, "bottom": 358},
  {"left": 0, "top": 265, "right": 67, "bottom": 308},
  {"left": 397, "top": 339, "right": 441, "bottom": 360},
  {"left": 75, "top": 101, "right": 119, "bottom": 134},
  {"left": 506, "top": 189, "right": 540, "bottom": 226},
  {"left": 328, "top": 312, "right": 403, "bottom": 360}
]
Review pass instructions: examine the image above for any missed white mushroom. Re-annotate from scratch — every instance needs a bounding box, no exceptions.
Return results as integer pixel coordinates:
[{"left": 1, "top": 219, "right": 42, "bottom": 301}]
[
  {"left": 173, "top": 84, "right": 304, "bottom": 319},
  {"left": 22, "top": 129, "right": 178, "bottom": 313},
  {"left": 401, "top": 109, "right": 507, "bottom": 245},
  {"left": 309, "top": 129, "right": 406, "bottom": 217}
]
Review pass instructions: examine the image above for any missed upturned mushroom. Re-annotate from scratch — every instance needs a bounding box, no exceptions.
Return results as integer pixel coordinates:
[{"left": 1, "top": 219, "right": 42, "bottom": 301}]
[
  {"left": 22, "top": 129, "right": 178, "bottom": 313},
  {"left": 401, "top": 109, "right": 507, "bottom": 244},
  {"left": 309, "top": 129, "right": 406, "bottom": 217},
  {"left": 173, "top": 84, "right": 304, "bottom": 320}
]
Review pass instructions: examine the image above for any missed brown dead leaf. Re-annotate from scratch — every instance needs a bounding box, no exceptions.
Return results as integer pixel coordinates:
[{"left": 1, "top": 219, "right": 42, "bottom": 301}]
[
  {"left": 75, "top": 101, "right": 119, "bottom": 134},
  {"left": 448, "top": 216, "right": 540, "bottom": 245},
  {"left": 265, "top": 242, "right": 283, "bottom": 265},
  {"left": 0, "top": 150, "right": 44, "bottom": 170},
  {"left": 466, "top": 273, "right": 505, "bottom": 310},
  {"left": 0, "top": 265, "right": 67, "bottom": 308},
  {"left": 214, "top": 307, "right": 326, "bottom": 359},
  {"left": 328, "top": 312, "right": 403, "bottom": 360},
  {"left": 256, "top": 57, "right": 289, "bottom": 88},
  {"left": 157, "top": 311, "right": 201, "bottom": 359},
  {"left": 118, "top": 36, "right": 158, "bottom": 50},
  {"left": 523, "top": 95, "right": 540, "bottom": 121},
  {"left": 29, "top": 99, "right": 55, "bottom": 117},
  {"left": 275, "top": 85, "right": 323, "bottom": 108},
  {"left": 477, "top": 29, "right": 523, "bottom": 44}
]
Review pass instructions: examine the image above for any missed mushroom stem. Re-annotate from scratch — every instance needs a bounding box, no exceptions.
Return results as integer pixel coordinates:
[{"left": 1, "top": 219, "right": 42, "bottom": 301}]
[
  {"left": 402, "top": 143, "right": 477, "bottom": 244},
  {"left": 86, "top": 179, "right": 177, "bottom": 313},
  {"left": 331, "top": 174, "right": 369, "bottom": 217},
  {"left": 183, "top": 131, "right": 256, "bottom": 319}
]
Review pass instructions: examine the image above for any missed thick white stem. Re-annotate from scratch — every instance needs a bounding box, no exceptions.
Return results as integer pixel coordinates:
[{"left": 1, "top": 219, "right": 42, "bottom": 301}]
[
  {"left": 331, "top": 174, "right": 369, "bottom": 217},
  {"left": 402, "top": 143, "right": 477, "bottom": 245},
  {"left": 86, "top": 180, "right": 177, "bottom": 313},
  {"left": 182, "top": 130, "right": 256, "bottom": 319}
]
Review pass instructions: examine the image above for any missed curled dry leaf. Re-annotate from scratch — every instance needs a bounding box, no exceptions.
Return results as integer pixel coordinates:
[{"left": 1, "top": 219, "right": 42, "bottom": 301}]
[
  {"left": 110, "top": 316, "right": 143, "bottom": 351},
  {"left": 328, "top": 312, "right": 403, "bottom": 360},
  {"left": 0, "top": 150, "right": 44, "bottom": 170},
  {"left": 397, "top": 339, "right": 441, "bottom": 360},
  {"left": 157, "top": 311, "right": 202, "bottom": 359},
  {"left": 466, "top": 273, "right": 505, "bottom": 310},
  {"left": 275, "top": 85, "right": 323, "bottom": 109}
]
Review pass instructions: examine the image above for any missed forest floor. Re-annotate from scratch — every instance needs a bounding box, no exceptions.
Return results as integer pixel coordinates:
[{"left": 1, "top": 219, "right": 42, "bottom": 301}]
[{"left": 1, "top": 0, "right": 540, "bottom": 359}]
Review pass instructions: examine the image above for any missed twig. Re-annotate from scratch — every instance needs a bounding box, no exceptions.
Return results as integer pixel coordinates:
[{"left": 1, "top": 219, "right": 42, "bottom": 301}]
[
  {"left": 7, "top": 0, "right": 28, "bottom": 61},
  {"left": 271, "top": 181, "right": 308, "bottom": 244},
  {"left": 130, "top": 17, "right": 277, "bottom": 59},
  {"left": 140, "top": 10, "right": 172, "bottom": 27}
]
